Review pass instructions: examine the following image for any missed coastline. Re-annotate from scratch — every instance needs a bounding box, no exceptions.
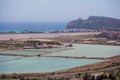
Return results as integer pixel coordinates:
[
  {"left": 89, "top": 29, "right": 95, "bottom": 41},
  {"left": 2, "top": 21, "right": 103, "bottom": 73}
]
[{"left": 0, "top": 32, "right": 120, "bottom": 80}]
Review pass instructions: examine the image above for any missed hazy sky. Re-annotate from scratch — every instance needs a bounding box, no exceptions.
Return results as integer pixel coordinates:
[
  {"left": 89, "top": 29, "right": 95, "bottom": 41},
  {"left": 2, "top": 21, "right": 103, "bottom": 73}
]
[{"left": 0, "top": 0, "right": 120, "bottom": 22}]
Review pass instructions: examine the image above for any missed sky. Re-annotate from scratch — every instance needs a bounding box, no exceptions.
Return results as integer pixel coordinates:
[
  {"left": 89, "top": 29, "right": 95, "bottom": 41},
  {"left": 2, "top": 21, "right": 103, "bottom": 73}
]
[{"left": 0, "top": 0, "right": 120, "bottom": 22}]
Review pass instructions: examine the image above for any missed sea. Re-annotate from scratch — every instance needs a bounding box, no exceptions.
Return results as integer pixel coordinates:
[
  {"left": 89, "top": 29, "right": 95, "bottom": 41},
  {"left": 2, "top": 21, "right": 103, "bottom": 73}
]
[{"left": 0, "top": 22, "right": 66, "bottom": 32}]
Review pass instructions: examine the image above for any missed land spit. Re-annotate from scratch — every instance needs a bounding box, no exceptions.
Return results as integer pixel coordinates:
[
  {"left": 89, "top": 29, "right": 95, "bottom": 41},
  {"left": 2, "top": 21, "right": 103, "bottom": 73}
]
[
  {"left": 0, "top": 53, "right": 107, "bottom": 63},
  {"left": 0, "top": 53, "right": 107, "bottom": 60},
  {"left": 44, "top": 56, "right": 107, "bottom": 60}
]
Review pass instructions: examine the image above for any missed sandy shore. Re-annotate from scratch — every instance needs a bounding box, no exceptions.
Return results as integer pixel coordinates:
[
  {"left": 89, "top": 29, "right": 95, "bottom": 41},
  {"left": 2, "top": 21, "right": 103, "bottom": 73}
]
[{"left": 0, "top": 32, "right": 101, "bottom": 40}]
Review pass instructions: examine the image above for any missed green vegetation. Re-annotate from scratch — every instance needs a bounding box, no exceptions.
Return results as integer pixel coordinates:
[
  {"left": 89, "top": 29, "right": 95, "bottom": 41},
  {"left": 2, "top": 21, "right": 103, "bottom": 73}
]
[
  {"left": 0, "top": 74, "right": 7, "bottom": 79},
  {"left": 1, "top": 68, "right": 120, "bottom": 80},
  {"left": 82, "top": 69, "right": 120, "bottom": 80},
  {"left": 0, "top": 40, "right": 62, "bottom": 49},
  {"left": 25, "top": 40, "right": 61, "bottom": 45},
  {"left": 0, "top": 42, "right": 24, "bottom": 48}
]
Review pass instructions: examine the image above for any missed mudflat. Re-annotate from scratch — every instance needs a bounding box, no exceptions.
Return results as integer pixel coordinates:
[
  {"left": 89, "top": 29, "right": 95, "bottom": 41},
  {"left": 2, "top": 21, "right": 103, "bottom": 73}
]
[{"left": 0, "top": 32, "right": 101, "bottom": 40}]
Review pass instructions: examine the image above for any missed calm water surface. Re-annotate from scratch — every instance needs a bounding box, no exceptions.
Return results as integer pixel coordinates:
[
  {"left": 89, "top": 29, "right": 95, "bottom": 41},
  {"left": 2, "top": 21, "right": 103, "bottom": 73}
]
[
  {"left": 0, "top": 57, "right": 101, "bottom": 73},
  {"left": 0, "top": 48, "right": 66, "bottom": 55},
  {"left": 0, "top": 56, "right": 21, "bottom": 61},
  {"left": 47, "top": 44, "right": 120, "bottom": 57},
  {"left": 0, "top": 44, "right": 119, "bottom": 73}
]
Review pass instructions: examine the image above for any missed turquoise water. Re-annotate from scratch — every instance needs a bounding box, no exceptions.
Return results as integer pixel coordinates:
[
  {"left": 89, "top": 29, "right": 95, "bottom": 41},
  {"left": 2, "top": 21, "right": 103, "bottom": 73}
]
[
  {"left": 24, "top": 48, "right": 67, "bottom": 53},
  {"left": 47, "top": 44, "right": 120, "bottom": 57},
  {"left": 0, "top": 48, "right": 66, "bottom": 55},
  {"left": 0, "top": 57, "right": 101, "bottom": 73},
  {"left": 0, "top": 44, "right": 119, "bottom": 73},
  {"left": 0, "top": 56, "right": 21, "bottom": 61},
  {"left": 1, "top": 44, "right": 119, "bottom": 57},
  {"left": 0, "top": 50, "right": 46, "bottom": 55}
]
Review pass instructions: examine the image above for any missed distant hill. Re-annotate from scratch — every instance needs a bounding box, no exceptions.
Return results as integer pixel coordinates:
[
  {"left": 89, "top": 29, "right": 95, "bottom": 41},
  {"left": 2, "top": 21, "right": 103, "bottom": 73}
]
[{"left": 66, "top": 16, "right": 120, "bottom": 31}]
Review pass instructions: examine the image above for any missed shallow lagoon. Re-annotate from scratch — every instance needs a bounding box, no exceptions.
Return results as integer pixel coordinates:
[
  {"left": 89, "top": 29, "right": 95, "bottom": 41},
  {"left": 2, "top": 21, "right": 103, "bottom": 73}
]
[
  {"left": 0, "top": 44, "right": 120, "bottom": 73},
  {"left": 0, "top": 56, "right": 21, "bottom": 61},
  {"left": 47, "top": 44, "right": 120, "bottom": 57},
  {"left": 0, "top": 57, "right": 101, "bottom": 73},
  {"left": 0, "top": 48, "right": 66, "bottom": 55},
  {"left": 1, "top": 44, "right": 119, "bottom": 57}
]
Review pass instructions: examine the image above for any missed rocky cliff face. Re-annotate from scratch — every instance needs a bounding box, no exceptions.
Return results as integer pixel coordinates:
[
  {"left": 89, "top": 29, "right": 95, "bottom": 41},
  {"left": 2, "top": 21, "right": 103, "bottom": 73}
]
[{"left": 66, "top": 16, "right": 120, "bottom": 30}]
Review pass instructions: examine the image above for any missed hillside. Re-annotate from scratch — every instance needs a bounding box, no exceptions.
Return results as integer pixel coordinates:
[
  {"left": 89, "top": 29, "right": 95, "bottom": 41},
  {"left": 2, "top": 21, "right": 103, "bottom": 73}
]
[{"left": 66, "top": 16, "right": 120, "bottom": 31}]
